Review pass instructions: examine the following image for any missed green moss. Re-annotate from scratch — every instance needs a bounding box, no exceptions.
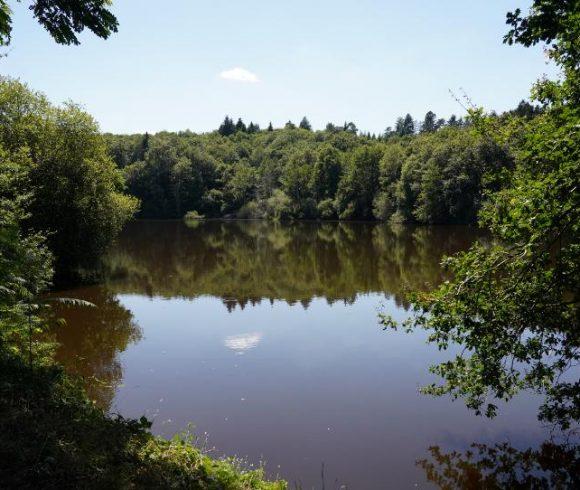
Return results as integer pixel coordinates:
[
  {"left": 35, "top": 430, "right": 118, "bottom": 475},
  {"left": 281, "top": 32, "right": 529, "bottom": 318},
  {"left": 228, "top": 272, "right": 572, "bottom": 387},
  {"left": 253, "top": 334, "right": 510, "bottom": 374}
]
[{"left": 0, "top": 351, "right": 285, "bottom": 489}]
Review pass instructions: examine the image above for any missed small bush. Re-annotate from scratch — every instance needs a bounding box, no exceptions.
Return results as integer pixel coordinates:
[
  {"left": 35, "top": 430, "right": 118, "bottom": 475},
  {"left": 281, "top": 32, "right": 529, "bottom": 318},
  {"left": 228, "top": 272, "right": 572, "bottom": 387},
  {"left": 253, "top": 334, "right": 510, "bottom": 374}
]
[
  {"left": 184, "top": 210, "right": 205, "bottom": 221},
  {"left": 317, "top": 198, "right": 337, "bottom": 219},
  {"left": 236, "top": 200, "right": 264, "bottom": 219}
]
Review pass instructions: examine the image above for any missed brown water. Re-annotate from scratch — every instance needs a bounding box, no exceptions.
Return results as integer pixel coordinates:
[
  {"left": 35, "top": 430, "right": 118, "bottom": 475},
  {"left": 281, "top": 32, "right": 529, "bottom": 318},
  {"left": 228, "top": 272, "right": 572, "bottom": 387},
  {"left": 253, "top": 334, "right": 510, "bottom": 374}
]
[{"left": 51, "top": 220, "right": 551, "bottom": 489}]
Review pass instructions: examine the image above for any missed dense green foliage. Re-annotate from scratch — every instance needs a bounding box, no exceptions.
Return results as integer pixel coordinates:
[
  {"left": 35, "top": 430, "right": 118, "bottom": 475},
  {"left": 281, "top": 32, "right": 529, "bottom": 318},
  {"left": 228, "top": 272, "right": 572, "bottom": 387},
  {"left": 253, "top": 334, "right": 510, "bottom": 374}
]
[
  {"left": 384, "top": 0, "right": 580, "bottom": 430},
  {"left": 0, "top": 78, "right": 138, "bottom": 279},
  {"left": 0, "top": 0, "right": 118, "bottom": 46},
  {"left": 106, "top": 115, "right": 512, "bottom": 224},
  {"left": 0, "top": 141, "right": 52, "bottom": 361}
]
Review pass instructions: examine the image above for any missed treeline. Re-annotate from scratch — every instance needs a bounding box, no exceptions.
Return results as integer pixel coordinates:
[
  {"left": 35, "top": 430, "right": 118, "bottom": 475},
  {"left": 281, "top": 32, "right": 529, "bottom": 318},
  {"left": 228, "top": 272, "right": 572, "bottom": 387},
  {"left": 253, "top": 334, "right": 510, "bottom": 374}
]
[{"left": 105, "top": 105, "right": 540, "bottom": 223}]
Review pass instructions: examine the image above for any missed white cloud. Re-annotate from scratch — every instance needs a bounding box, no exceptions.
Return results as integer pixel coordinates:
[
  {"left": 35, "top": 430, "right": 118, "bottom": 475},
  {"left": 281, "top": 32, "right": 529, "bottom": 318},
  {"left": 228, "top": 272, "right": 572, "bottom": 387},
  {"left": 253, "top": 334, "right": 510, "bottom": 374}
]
[{"left": 219, "top": 67, "right": 260, "bottom": 83}]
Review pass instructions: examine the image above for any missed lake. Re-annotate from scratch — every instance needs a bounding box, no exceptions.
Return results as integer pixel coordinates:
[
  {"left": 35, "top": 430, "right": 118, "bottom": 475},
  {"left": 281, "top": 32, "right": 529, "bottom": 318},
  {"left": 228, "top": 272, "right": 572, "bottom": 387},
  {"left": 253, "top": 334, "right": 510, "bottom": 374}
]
[{"left": 51, "top": 220, "right": 551, "bottom": 489}]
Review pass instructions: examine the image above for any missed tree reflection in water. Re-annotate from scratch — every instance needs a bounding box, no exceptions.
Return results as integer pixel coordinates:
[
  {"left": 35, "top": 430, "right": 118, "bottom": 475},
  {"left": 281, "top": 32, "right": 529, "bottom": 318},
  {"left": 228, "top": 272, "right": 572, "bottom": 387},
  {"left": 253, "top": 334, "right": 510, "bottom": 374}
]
[
  {"left": 104, "top": 220, "right": 483, "bottom": 309},
  {"left": 48, "top": 286, "right": 142, "bottom": 411},
  {"left": 50, "top": 220, "right": 482, "bottom": 412},
  {"left": 419, "top": 437, "right": 579, "bottom": 489}
]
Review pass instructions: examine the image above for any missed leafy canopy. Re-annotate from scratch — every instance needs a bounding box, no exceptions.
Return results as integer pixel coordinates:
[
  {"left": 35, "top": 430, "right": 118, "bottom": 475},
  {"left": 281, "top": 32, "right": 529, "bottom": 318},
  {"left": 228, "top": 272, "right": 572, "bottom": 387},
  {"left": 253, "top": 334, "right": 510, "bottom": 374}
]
[{"left": 0, "top": 0, "right": 118, "bottom": 46}]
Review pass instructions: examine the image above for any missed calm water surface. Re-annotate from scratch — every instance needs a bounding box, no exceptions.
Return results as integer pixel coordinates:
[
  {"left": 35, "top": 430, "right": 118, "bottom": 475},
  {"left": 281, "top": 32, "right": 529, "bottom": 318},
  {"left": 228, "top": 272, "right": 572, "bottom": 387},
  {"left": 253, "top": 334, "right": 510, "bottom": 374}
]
[{"left": 52, "top": 221, "right": 551, "bottom": 489}]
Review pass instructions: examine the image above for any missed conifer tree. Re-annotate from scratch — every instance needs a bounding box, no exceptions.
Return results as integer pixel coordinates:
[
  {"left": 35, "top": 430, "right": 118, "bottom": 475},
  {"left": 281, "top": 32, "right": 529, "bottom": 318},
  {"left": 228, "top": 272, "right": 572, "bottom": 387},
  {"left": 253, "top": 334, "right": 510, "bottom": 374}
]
[
  {"left": 218, "top": 116, "right": 236, "bottom": 136},
  {"left": 447, "top": 114, "right": 459, "bottom": 127},
  {"left": 235, "top": 118, "right": 247, "bottom": 132},
  {"left": 299, "top": 116, "right": 312, "bottom": 131},
  {"left": 247, "top": 122, "right": 260, "bottom": 133},
  {"left": 134, "top": 132, "right": 149, "bottom": 160},
  {"left": 420, "top": 111, "right": 437, "bottom": 133},
  {"left": 395, "top": 114, "right": 415, "bottom": 136}
]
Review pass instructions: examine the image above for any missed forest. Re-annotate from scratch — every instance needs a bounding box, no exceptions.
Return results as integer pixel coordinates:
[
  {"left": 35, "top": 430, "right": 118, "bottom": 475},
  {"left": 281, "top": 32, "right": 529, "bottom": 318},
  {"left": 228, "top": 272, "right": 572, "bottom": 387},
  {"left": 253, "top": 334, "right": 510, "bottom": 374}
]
[{"left": 106, "top": 108, "right": 536, "bottom": 224}]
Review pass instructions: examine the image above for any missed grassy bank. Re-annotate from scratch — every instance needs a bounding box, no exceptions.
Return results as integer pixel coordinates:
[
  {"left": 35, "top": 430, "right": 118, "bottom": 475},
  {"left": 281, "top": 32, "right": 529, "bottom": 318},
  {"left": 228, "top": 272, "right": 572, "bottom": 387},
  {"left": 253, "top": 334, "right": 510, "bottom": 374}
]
[{"left": 0, "top": 351, "right": 286, "bottom": 489}]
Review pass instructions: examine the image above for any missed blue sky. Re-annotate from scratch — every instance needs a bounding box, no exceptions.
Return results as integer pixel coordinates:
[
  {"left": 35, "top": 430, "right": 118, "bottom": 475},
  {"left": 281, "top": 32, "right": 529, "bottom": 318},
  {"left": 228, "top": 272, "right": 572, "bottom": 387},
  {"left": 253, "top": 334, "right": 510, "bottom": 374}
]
[{"left": 1, "top": 0, "right": 555, "bottom": 134}]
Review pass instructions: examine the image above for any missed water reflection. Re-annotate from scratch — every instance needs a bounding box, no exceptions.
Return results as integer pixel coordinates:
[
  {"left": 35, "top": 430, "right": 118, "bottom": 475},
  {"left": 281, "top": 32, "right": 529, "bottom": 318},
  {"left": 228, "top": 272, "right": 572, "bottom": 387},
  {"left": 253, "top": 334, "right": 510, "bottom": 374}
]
[
  {"left": 104, "top": 220, "right": 483, "bottom": 308},
  {"left": 52, "top": 220, "right": 552, "bottom": 488},
  {"left": 224, "top": 332, "right": 263, "bottom": 353},
  {"left": 419, "top": 438, "right": 580, "bottom": 489},
  {"left": 49, "top": 286, "right": 141, "bottom": 410}
]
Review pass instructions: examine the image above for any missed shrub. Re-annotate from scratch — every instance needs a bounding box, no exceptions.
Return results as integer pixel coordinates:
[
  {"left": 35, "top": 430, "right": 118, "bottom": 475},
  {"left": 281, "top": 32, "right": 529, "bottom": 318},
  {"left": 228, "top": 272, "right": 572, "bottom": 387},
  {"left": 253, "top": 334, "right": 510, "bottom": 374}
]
[{"left": 184, "top": 210, "right": 205, "bottom": 220}]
